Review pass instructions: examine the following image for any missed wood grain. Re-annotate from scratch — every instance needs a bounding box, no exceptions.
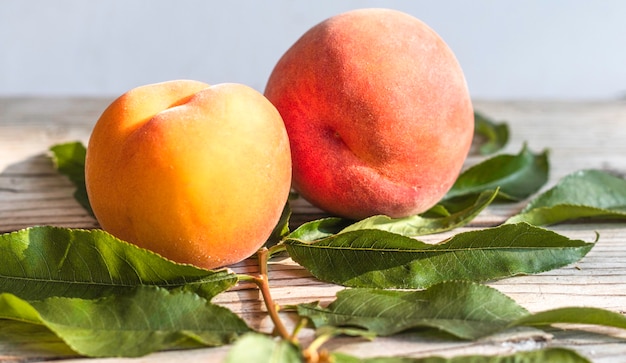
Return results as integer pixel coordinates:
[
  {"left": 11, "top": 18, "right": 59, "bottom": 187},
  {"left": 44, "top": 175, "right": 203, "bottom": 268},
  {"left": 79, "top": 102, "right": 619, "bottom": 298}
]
[{"left": 1, "top": 98, "right": 626, "bottom": 362}]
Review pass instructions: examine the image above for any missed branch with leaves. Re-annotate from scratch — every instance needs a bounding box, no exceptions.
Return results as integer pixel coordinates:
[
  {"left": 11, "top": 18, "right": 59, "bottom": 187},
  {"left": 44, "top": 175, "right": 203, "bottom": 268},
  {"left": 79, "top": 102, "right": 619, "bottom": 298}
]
[{"left": 2, "top": 113, "right": 626, "bottom": 362}]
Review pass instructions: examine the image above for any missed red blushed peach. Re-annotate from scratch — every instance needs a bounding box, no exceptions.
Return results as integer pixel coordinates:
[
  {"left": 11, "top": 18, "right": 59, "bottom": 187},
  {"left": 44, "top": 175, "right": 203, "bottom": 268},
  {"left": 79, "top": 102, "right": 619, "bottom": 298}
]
[
  {"left": 85, "top": 80, "right": 292, "bottom": 269},
  {"left": 265, "top": 8, "right": 474, "bottom": 219}
]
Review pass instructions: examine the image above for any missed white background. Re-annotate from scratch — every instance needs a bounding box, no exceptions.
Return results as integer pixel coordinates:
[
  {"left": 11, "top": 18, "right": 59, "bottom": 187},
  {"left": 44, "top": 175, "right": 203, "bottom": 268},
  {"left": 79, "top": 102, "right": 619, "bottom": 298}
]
[{"left": 1, "top": 0, "right": 625, "bottom": 99}]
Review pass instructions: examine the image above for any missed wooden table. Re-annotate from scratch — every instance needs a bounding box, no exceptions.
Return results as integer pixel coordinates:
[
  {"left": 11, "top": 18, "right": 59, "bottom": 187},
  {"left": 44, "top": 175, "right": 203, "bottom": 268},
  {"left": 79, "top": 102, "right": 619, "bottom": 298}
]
[{"left": 1, "top": 98, "right": 626, "bottom": 362}]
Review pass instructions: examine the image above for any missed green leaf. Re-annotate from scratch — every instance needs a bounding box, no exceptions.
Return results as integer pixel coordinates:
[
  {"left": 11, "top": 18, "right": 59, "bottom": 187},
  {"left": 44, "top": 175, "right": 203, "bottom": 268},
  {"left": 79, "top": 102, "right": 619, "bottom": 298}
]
[
  {"left": 0, "top": 226, "right": 237, "bottom": 301},
  {"left": 284, "top": 223, "right": 593, "bottom": 289},
  {"left": 288, "top": 217, "right": 354, "bottom": 242},
  {"left": 506, "top": 169, "right": 626, "bottom": 225},
  {"left": 473, "top": 111, "right": 510, "bottom": 155},
  {"left": 49, "top": 141, "right": 93, "bottom": 217},
  {"left": 0, "top": 286, "right": 251, "bottom": 357},
  {"left": 225, "top": 333, "right": 302, "bottom": 363},
  {"left": 266, "top": 202, "right": 293, "bottom": 247},
  {"left": 443, "top": 145, "right": 549, "bottom": 202},
  {"left": 300, "top": 281, "right": 626, "bottom": 349},
  {"left": 331, "top": 347, "right": 591, "bottom": 363},
  {"left": 297, "top": 281, "right": 529, "bottom": 340},
  {"left": 0, "top": 319, "right": 77, "bottom": 357},
  {"left": 512, "top": 306, "right": 626, "bottom": 331},
  {"left": 288, "top": 188, "right": 498, "bottom": 243},
  {"left": 338, "top": 189, "right": 498, "bottom": 237},
  {"left": 0, "top": 293, "right": 41, "bottom": 323},
  {"left": 315, "top": 325, "right": 377, "bottom": 341}
]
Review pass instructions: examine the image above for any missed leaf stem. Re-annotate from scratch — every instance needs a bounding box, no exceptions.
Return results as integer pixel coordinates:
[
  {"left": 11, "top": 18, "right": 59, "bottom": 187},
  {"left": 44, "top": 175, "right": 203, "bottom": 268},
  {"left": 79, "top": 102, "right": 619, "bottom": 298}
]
[
  {"left": 253, "top": 247, "right": 292, "bottom": 342},
  {"left": 235, "top": 273, "right": 256, "bottom": 282},
  {"left": 290, "top": 317, "right": 309, "bottom": 341}
]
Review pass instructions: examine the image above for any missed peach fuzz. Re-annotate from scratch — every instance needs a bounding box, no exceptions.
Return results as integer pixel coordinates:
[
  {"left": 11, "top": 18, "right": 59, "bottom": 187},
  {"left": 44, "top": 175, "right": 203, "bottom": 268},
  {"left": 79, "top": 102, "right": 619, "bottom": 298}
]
[
  {"left": 265, "top": 8, "right": 474, "bottom": 219},
  {"left": 85, "top": 80, "right": 292, "bottom": 269}
]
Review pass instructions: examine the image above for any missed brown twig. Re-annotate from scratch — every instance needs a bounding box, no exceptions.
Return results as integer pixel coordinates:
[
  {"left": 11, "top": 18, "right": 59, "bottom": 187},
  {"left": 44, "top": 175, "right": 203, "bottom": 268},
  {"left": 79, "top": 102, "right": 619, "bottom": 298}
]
[{"left": 252, "top": 247, "right": 292, "bottom": 342}]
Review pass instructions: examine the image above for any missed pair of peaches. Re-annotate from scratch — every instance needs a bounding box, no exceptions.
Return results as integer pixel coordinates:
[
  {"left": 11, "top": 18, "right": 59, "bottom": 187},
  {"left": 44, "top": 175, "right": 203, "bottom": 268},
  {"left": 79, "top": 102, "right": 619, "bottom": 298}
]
[{"left": 84, "top": 8, "right": 474, "bottom": 269}]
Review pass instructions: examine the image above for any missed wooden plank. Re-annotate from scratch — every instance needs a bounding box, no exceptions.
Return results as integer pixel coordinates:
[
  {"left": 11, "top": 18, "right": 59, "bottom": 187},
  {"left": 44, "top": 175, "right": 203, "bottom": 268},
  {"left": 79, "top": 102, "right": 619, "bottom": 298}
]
[{"left": 1, "top": 98, "right": 626, "bottom": 362}]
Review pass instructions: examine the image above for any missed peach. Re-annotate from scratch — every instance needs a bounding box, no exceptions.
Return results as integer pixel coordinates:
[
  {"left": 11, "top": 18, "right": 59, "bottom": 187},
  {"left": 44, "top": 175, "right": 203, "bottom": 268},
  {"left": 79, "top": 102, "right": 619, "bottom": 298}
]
[
  {"left": 85, "top": 80, "right": 292, "bottom": 269},
  {"left": 264, "top": 8, "right": 474, "bottom": 219}
]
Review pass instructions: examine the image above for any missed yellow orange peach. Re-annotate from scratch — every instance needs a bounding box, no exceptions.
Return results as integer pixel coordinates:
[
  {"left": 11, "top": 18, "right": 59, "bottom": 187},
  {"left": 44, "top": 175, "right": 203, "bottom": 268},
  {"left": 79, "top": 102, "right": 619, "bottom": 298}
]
[{"left": 85, "top": 80, "right": 292, "bottom": 269}]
